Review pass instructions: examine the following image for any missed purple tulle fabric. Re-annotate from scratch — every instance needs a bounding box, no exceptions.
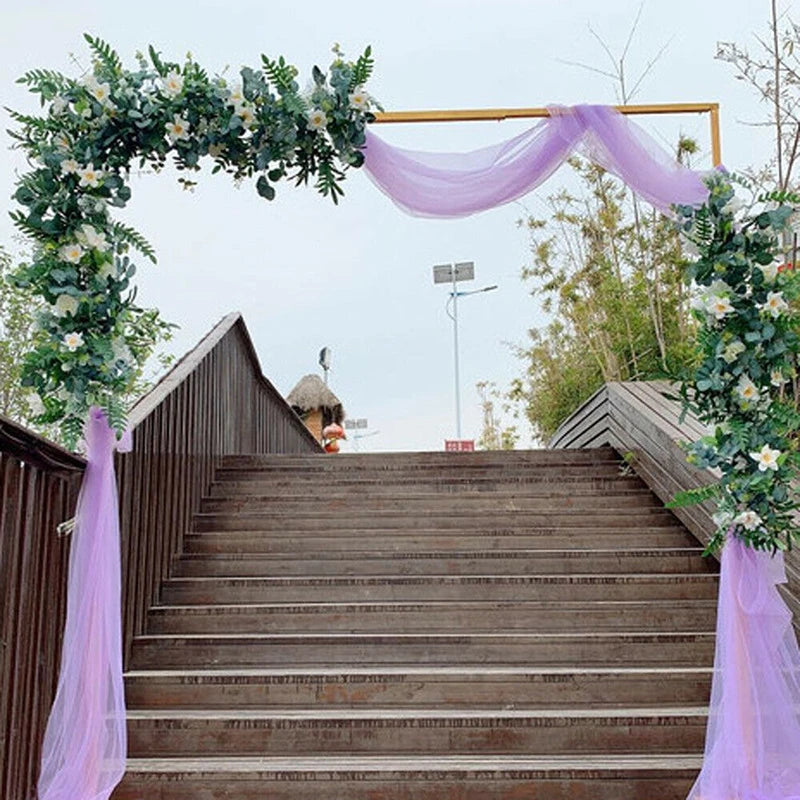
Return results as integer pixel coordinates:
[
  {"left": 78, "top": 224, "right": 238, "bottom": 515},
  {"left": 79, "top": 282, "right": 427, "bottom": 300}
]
[
  {"left": 38, "top": 408, "right": 130, "bottom": 800},
  {"left": 688, "top": 536, "right": 800, "bottom": 800},
  {"left": 362, "top": 104, "right": 710, "bottom": 216}
]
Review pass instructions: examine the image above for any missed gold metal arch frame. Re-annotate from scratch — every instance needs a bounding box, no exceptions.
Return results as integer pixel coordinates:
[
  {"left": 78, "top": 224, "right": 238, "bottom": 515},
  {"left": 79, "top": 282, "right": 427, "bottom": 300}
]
[{"left": 374, "top": 102, "right": 722, "bottom": 166}]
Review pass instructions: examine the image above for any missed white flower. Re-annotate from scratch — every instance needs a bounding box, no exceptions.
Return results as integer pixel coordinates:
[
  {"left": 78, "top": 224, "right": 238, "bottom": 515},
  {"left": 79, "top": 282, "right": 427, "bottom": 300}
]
[
  {"left": 750, "top": 443, "right": 781, "bottom": 472},
  {"left": 97, "top": 262, "right": 116, "bottom": 281},
  {"left": 706, "top": 294, "right": 734, "bottom": 320},
  {"left": 736, "top": 374, "right": 759, "bottom": 403},
  {"left": 62, "top": 332, "right": 84, "bottom": 352},
  {"left": 236, "top": 105, "right": 256, "bottom": 129},
  {"left": 78, "top": 164, "right": 104, "bottom": 188},
  {"left": 161, "top": 70, "right": 184, "bottom": 97},
  {"left": 227, "top": 85, "right": 245, "bottom": 108},
  {"left": 59, "top": 243, "right": 84, "bottom": 264},
  {"left": 84, "top": 75, "right": 114, "bottom": 108},
  {"left": 53, "top": 294, "right": 79, "bottom": 317},
  {"left": 720, "top": 195, "right": 744, "bottom": 217},
  {"left": 761, "top": 291, "right": 789, "bottom": 318},
  {"left": 78, "top": 224, "right": 110, "bottom": 253},
  {"left": 307, "top": 109, "right": 328, "bottom": 131},
  {"left": 771, "top": 369, "right": 789, "bottom": 387},
  {"left": 712, "top": 510, "right": 734, "bottom": 528},
  {"left": 50, "top": 96, "right": 67, "bottom": 116},
  {"left": 61, "top": 158, "right": 80, "bottom": 175},
  {"left": 736, "top": 509, "right": 763, "bottom": 531},
  {"left": 27, "top": 393, "right": 46, "bottom": 417},
  {"left": 721, "top": 340, "right": 746, "bottom": 364},
  {"left": 759, "top": 261, "right": 780, "bottom": 283},
  {"left": 166, "top": 114, "right": 190, "bottom": 142},
  {"left": 348, "top": 89, "right": 370, "bottom": 110}
]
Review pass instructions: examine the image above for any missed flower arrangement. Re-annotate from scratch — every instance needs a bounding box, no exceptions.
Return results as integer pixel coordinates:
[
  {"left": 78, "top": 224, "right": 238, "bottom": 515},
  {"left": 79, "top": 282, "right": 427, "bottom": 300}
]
[
  {"left": 671, "top": 171, "right": 800, "bottom": 553},
  {"left": 9, "top": 35, "right": 375, "bottom": 446}
]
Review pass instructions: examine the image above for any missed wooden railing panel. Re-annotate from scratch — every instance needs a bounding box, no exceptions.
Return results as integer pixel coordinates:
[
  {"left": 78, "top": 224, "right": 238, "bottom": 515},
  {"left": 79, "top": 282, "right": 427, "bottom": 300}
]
[
  {"left": 0, "top": 418, "right": 83, "bottom": 800},
  {"left": 1, "top": 312, "right": 320, "bottom": 800},
  {"left": 550, "top": 380, "right": 800, "bottom": 623}
]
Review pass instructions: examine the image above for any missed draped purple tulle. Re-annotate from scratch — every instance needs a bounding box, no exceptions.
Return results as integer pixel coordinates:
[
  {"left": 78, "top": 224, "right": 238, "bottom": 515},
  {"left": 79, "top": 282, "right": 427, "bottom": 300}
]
[
  {"left": 688, "top": 536, "right": 800, "bottom": 800},
  {"left": 362, "top": 104, "right": 800, "bottom": 800},
  {"left": 38, "top": 408, "right": 130, "bottom": 800},
  {"left": 362, "top": 104, "right": 710, "bottom": 216}
]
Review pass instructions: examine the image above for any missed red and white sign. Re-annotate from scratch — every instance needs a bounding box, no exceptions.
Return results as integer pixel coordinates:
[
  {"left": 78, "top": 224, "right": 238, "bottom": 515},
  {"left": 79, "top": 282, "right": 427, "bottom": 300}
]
[{"left": 444, "top": 440, "right": 475, "bottom": 452}]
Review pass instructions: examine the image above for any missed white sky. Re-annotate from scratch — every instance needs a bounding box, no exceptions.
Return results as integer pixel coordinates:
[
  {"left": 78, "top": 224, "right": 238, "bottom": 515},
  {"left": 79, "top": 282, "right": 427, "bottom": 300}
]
[{"left": 0, "top": 0, "right": 783, "bottom": 451}]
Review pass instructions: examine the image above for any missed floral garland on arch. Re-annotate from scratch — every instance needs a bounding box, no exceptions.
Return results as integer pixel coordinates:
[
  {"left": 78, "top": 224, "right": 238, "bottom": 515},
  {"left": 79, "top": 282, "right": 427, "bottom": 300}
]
[
  {"left": 8, "top": 35, "right": 375, "bottom": 446},
  {"left": 671, "top": 171, "right": 800, "bottom": 554}
]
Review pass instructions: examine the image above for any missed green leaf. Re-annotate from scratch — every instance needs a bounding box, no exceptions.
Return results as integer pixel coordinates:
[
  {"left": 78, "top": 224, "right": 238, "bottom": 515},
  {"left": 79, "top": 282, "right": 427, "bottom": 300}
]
[{"left": 256, "top": 175, "right": 276, "bottom": 200}]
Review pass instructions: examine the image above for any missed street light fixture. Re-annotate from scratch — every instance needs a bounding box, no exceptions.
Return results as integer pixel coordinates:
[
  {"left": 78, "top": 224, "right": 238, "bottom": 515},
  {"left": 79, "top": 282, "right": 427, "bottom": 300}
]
[{"left": 432, "top": 262, "right": 498, "bottom": 440}]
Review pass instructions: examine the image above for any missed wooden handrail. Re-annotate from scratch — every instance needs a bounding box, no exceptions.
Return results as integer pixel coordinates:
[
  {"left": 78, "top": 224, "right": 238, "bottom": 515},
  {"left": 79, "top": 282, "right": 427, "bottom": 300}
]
[
  {"left": 550, "top": 380, "right": 800, "bottom": 625},
  {"left": 0, "top": 312, "right": 321, "bottom": 800}
]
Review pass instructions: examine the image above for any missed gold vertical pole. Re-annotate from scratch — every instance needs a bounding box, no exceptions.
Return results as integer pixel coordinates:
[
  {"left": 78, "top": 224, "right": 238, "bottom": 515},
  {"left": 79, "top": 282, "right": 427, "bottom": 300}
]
[{"left": 709, "top": 104, "right": 722, "bottom": 166}]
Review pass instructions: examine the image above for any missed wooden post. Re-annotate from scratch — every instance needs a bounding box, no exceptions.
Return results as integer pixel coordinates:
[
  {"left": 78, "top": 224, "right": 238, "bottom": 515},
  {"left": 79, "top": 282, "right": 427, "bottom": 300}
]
[{"left": 374, "top": 101, "right": 723, "bottom": 166}]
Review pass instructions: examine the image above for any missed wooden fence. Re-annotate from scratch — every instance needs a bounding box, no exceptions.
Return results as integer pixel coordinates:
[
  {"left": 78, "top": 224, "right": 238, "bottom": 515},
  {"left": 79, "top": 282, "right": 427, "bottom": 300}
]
[
  {"left": 0, "top": 312, "right": 320, "bottom": 800},
  {"left": 550, "top": 380, "right": 800, "bottom": 623}
]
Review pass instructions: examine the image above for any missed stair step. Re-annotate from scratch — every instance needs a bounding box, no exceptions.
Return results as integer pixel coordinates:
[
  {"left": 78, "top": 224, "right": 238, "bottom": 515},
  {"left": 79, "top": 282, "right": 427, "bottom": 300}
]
[
  {"left": 147, "top": 599, "right": 717, "bottom": 635},
  {"left": 193, "top": 508, "right": 680, "bottom": 532},
  {"left": 160, "top": 573, "right": 719, "bottom": 604},
  {"left": 129, "top": 631, "right": 715, "bottom": 669},
  {"left": 113, "top": 753, "right": 703, "bottom": 800},
  {"left": 220, "top": 447, "right": 621, "bottom": 469},
  {"left": 126, "top": 706, "right": 708, "bottom": 757},
  {"left": 173, "top": 548, "right": 712, "bottom": 577},
  {"left": 208, "top": 476, "right": 650, "bottom": 495},
  {"left": 200, "top": 493, "right": 665, "bottom": 513},
  {"left": 183, "top": 529, "right": 700, "bottom": 554},
  {"left": 124, "top": 666, "right": 712, "bottom": 709}
]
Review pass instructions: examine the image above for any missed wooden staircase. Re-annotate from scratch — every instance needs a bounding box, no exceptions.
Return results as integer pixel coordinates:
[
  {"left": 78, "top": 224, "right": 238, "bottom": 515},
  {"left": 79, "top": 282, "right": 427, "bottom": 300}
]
[{"left": 114, "top": 446, "right": 715, "bottom": 799}]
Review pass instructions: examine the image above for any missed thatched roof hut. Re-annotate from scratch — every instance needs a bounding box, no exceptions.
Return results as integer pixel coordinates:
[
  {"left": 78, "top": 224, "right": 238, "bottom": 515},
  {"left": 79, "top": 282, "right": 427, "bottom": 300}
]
[{"left": 287, "top": 374, "right": 344, "bottom": 441}]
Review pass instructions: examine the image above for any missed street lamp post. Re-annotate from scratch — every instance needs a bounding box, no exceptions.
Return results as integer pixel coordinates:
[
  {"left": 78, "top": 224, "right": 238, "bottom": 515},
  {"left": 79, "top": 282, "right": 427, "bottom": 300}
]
[{"left": 433, "top": 262, "right": 497, "bottom": 441}]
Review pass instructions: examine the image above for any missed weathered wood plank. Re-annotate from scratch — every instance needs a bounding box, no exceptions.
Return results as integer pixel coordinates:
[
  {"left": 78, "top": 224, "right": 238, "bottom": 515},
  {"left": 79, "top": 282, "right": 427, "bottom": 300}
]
[{"left": 551, "top": 380, "right": 800, "bottom": 624}]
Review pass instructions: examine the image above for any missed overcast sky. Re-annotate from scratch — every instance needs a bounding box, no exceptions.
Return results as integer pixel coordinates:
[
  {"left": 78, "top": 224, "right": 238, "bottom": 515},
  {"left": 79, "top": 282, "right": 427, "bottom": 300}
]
[{"left": 0, "top": 0, "right": 783, "bottom": 451}]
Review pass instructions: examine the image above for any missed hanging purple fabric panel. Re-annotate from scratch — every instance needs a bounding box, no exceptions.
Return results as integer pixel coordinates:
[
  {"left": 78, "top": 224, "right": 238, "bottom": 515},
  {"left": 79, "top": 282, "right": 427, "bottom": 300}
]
[
  {"left": 687, "top": 536, "right": 800, "bottom": 800},
  {"left": 38, "top": 408, "right": 130, "bottom": 800},
  {"left": 362, "top": 104, "right": 709, "bottom": 216}
]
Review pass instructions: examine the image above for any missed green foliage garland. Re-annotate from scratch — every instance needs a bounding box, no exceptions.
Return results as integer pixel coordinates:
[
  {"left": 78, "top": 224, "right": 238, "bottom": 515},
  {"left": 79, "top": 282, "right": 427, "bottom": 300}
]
[
  {"left": 672, "top": 171, "right": 800, "bottom": 553},
  {"left": 8, "top": 35, "right": 375, "bottom": 447}
]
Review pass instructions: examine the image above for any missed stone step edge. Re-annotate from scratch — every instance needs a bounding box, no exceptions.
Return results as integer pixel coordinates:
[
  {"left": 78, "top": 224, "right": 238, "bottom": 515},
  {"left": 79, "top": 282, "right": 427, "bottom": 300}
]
[
  {"left": 123, "top": 664, "right": 713, "bottom": 678},
  {"left": 133, "top": 630, "right": 716, "bottom": 642},
  {"left": 126, "top": 705, "right": 708, "bottom": 720},
  {"left": 176, "top": 547, "right": 706, "bottom": 560},
  {"left": 164, "top": 572, "right": 718, "bottom": 585},
  {"left": 122, "top": 752, "right": 703, "bottom": 777}
]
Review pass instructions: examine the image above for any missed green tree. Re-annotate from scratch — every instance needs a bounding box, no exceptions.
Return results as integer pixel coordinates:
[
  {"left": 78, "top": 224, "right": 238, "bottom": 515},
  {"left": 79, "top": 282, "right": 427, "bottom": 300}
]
[
  {"left": 509, "top": 153, "right": 699, "bottom": 442},
  {"left": 476, "top": 381, "right": 518, "bottom": 450}
]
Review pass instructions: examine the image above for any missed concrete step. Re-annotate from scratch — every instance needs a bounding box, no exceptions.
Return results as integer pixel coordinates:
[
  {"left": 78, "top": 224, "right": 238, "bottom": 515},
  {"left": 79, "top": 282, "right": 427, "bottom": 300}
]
[
  {"left": 124, "top": 666, "right": 712, "bottom": 709},
  {"left": 182, "top": 528, "right": 700, "bottom": 554},
  {"left": 199, "top": 492, "right": 665, "bottom": 514},
  {"left": 147, "top": 599, "right": 717, "bottom": 635},
  {"left": 172, "top": 547, "right": 712, "bottom": 577},
  {"left": 160, "top": 572, "right": 719, "bottom": 605},
  {"left": 207, "top": 476, "right": 650, "bottom": 496},
  {"left": 113, "top": 754, "right": 703, "bottom": 800},
  {"left": 129, "top": 631, "right": 715, "bottom": 669},
  {"left": 193, "top": 508, "right": 680, "bottom": 532},
  {"left": 125, "top": 706, "right": 708, "bottom": 757}
]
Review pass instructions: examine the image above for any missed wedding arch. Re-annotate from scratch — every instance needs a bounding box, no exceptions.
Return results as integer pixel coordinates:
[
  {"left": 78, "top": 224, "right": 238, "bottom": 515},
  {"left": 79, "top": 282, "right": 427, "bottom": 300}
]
[{"left": 9, "top": 35, "right": 800, "bottom": 800}]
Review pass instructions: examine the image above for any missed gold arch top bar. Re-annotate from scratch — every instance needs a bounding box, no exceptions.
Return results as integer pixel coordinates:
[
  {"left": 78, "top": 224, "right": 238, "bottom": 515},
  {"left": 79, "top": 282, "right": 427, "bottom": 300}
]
[{"left": 374, "top": 102, "right": 722, "bottom": 167}]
